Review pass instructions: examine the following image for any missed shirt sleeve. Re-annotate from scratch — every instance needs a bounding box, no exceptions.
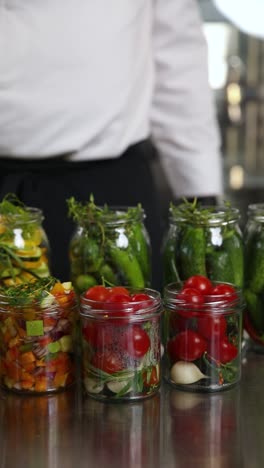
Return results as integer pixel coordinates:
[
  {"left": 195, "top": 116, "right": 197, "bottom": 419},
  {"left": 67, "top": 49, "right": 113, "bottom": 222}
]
[{"left": 150, "top": 0, "right": 223, "bottom": 198}]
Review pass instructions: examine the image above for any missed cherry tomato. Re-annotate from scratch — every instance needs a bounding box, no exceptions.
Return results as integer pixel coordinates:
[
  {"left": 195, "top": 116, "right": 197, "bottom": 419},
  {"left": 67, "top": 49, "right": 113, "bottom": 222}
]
[
  {"left": 108, "top": 286, "right": 130, "bottom": 296},
  {"left": 142, "top": 366, "right": 159, "bottom": 387},
  {"left": 84, "top": 285, "right": 110, "bottom": 302},
  {"left": 184, "top": 275, "right": 213, "bottom": 295},
  {"left": 83, "top": 323, "right": 112, "bottom": 349},
  {"left": 197, "top": 315, "right": 227, "bottom": 340},
  {"left": 106, "top": 293, "right": 131, "bottom": 304},
  {"left": 130, "top": 293, "right": 153, "bottom": 311},
  {"left": 178, "top": 288, "right": 205, "bottom": 306},
  {"left": 91, "top": 350, "right": 123, "bottom": 374},
  {"left": 208, "top": 339, "right": 238, "bottom": 364},
  {"left": 210, "top": 284, "right": 237, "bottom": 302},
  {"left": 121, "top": 325, "right": 151, "bottom": 358},
  {"left": 167, "top": 330, "right": 207, "bottom": 362}
]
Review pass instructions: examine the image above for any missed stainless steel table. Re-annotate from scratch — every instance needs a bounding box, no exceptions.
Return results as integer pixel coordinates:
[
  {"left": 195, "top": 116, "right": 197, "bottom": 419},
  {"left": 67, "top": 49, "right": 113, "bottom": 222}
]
[{"left": 0, "top": 348, "right": 263, "bottom": 468}]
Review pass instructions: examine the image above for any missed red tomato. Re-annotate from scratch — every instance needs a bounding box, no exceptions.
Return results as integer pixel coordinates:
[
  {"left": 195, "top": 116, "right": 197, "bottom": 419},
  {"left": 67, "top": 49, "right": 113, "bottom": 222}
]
[
  {"left": 184, "top": 275, "right": 213, "bottom": 295},
  {"left": 167, "top": 330, "right": 207, "bottom": 362},
  {"left": 130, "top": 293, "right": 153, "bottom": 311},
  {"left": 208, "top": 339, "right": 238, "bottom": 364},
  {"left": 197, "top": 315, "right": 227, "bottom": 340},
  {"left": 178, "top": 288, "right": 205, "bottom": 306},
  {"left": 92, "top": 350, "right": 123, "bottom": 374},
  {"left": 210, "top": 284, "right": 237, "bottom": 302},
  {"left": 143, "top": 366, "right": 159, "bottom": 387},
  {"left": 108, "top": 286, "right": 130, "bottom": 296},
  {"left": 84, "top": 285, "right": 110, "bottom": 302},
  {"left": 106, "top": 293, "right": 131, "bottom": 304},
  {"left": 83, "top": 323, "right": 112, "bottom": 349},
  {"left": 122, "top": 325, "right": 151, "bottom": 358}
]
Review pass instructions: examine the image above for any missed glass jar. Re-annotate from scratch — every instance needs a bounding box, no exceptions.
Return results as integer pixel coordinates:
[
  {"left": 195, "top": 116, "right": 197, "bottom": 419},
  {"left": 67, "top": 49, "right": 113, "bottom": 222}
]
[
  {"left": 0, "top": 206, "right": 50, "bottom": 286},
  {"left": 69, "top": 202, "right": 151, "bottom": 294},
  {"left": 244, "top": 203, "right": 264, "bottom": 349},
  {"left": 0, "top": 278, "right": 77, "bottom": 394},
  {"left": 162, "top": 202, "right": 244, "bottom": 288},
  {"left": 80, "top": 287, "right": 161, "bottom": 401},
  {"left": 163, "top": 282, "right": 243, "bottom": 392}
]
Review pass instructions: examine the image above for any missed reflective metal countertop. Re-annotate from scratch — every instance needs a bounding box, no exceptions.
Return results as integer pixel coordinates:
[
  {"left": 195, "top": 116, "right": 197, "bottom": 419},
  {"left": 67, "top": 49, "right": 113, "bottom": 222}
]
[{"left": 0, "top": 348, "right": 263, "bottom": 468}]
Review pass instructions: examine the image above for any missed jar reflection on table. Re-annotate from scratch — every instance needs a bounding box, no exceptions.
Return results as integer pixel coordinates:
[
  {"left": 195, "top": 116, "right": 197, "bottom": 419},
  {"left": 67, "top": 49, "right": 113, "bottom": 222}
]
[
  {"left": 81, "top": 392, "right": 161, "bottom": 468},
  {"left": 0, "top": 389, "right": 78, "bottom": 468},
  {"left": 162, "top": 386, "right": 242, "bottom": 468}
]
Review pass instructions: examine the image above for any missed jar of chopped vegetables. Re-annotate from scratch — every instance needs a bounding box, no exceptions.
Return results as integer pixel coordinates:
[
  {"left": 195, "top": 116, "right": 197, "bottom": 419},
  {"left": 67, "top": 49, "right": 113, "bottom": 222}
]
[
  {"left": 0, "top": 194, "right": 50, "bottom": 285},
  {"left": 0, "top": 278, "right": 77, "bottom": 394},
  {"left": 162, "top": 200, "right": 244, "bottom": 288},
  {"left": 67, "top": 195, "right": 151, "bottom": 294},
  {"left": 80, "top": 285, "right": 161, "bottom": 401}
]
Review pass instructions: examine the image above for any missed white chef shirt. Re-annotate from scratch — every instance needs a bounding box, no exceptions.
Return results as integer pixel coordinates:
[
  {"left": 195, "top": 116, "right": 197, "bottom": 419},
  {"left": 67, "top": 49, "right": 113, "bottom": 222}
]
[{"left": 0, "top": 0, "right": 222, "bottom": 197}]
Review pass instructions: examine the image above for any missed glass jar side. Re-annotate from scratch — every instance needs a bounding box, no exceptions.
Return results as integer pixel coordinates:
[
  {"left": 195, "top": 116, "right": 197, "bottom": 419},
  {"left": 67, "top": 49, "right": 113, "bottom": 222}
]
[
  {"left": 0, "top": 296, "right": 77, "bottom": 394},
  {"left": 0, "top": 207, "right": 51, "bottom": 286},
  {"left": 244, "top": 204, "right": 264, "bottom": 349},
  {"left": 162, "top": 205, "right": 244, "bottom": 287},
  {"left": 79, "top": 287, "right": 161, "bottom": 401},
  {"left": 69, "top": 207, "right": 152, "bottom": 294},
  {"left": 162, "top": 282, "right": 243, "bottom": 392}
]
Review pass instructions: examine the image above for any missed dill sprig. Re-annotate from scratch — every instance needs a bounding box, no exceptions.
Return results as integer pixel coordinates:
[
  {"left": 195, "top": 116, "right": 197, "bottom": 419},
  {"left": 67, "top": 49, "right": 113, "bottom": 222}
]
[
  {"left": 170, "top": 198, "right": 237, "bottom": 225},
  {"left": 67, "top": 194, "right": 144, "bottom": 227},
  {"left": 0, "top": 277, "right": 57, "bottom": 306}
]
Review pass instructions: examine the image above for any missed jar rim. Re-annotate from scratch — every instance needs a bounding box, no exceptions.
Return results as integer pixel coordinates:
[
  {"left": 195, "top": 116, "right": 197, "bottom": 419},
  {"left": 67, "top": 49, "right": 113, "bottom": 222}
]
[
  {"left": 169, "top": 205, "right": 240, "bottom": 226},
  {"left": 80, "top": 287, "right": 161, "bottom": 320},
  {"left": 0, "top": 206, "right": 44, "bottom": 224},
  {"left": 247, "top": 203, "right": 264, "bottom": 220},
  {"left": 163, "top": 281, "right": 244, "bottom": 314}
]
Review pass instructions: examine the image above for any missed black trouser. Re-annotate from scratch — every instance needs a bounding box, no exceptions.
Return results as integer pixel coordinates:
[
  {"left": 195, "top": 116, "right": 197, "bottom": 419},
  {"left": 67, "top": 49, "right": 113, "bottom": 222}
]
[{"left": 0, "top": 140, "right": 173, "bottom": 291}]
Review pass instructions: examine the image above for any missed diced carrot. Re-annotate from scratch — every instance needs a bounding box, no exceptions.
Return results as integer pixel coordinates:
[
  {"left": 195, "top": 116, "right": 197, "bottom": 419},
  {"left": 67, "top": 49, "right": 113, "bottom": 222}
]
[
  {"left": 17, "top": 327, "right": 26, "bottom": 338},
  {"left": 34, "top": 377, "right": 48, "bottom": 392},
  {"left": 36, "top": 359, "right": 46, "bottom": 367},
  {"left": 8, "top": 336, "right": 21, "bottom": 348},
  {"left": 51, "top": 283, "right": 64, "bottom": 295},
  {"left": 22, "top": 362, "right": 35, "bottom": 372},
  {"left": 21, "top": 380, "right": 34, "bottom": 390},
  {"left": 43, "top": 317, "right": 57, "bottom": 328},
  {"left": 20, "top": 371, "right": 35, "bottom": 384},
  {"left": 20, "top": 351, "right": 36, "bottom": 366},
  {"left": 54, "top": 372, "right": 68, "bottom": 388}
]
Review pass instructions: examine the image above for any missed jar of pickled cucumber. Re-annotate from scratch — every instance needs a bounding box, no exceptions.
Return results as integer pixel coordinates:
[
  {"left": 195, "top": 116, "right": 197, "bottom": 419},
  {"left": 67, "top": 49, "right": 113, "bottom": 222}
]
[
  {"left": 244, "top": 203, "right": 264, "bottom": 349},
  {"left": 162, "top": 200, "right": 244, "bottom": 288},
  {"left": 0, "top": 278, "right": 77, "bottom": 394},
  {"left": 0, "top": 195, "right": 50, "bottom": 285},
  {"left": 67, "top": 196, "right": 151, "bottom": 294}
]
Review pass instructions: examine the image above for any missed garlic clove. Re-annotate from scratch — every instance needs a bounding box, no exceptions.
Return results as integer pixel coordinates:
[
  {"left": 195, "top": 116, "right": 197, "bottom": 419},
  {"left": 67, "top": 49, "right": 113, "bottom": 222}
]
[
  {"left": 84, "top": 377, "right": 104, "bottom": 394},
  {"left": 107, "top": 380, "right": 132, "bottom": 394},
  {"left": 170, "top": 361, "right": 208, "bottom": 385}
]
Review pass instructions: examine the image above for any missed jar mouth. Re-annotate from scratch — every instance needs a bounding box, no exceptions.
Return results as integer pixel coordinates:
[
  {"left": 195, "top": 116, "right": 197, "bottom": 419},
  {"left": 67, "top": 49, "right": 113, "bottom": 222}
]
[
  {"left": 0, "top": 207, "right": 44, "bottom": 224},
  {"left": 169, "top": 205, "right": 240, "bottom": 227},
  {"left": 80, "top": 287, "right": 161, "bottom": 320},
  {"left": 164, "top": 282, "right": 243, "bottom": 313},
  {"left": 247, "top": 203, "right": 264, "bottom": 221}
]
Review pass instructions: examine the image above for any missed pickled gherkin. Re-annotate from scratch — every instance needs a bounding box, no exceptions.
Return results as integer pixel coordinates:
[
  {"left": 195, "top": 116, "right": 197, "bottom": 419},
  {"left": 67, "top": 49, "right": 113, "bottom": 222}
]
[
  {"left": 67, "top": 196, "right": 151, "bottom": 294},
  {"left": 162, "top": 200, "right": 244, "bottom": 287}
]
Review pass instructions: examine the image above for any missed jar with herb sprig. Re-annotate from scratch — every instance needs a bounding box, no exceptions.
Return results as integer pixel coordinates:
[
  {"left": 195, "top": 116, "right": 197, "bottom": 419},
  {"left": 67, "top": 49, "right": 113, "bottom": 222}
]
[
  {"left": 67, "top": 195, "right": 152, "bottom": 294},
  {"left": 0, "top": 277, "right": 77, "bottom": 394},
  {"left": 162, "top": 199, "right": 244, "bottom": 288},
  {"left": 0, "top": 194, "right": 50, "bottom": 286}
]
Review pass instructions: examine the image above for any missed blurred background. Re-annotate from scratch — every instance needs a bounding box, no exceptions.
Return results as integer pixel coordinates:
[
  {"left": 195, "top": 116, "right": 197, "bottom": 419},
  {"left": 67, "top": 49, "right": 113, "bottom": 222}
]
[{"left": 199, "top": 0, "right": 264, "bottom": 227}]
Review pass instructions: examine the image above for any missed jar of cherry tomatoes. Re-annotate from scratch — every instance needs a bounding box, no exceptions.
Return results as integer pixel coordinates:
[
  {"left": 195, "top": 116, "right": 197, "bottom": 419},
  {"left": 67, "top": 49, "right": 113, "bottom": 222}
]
[
  {"left": 67, "top": 197, "right": 151, "bottom": 294},
  {"left": 0, "top": 278, "right": 77, "bottom": 394},
  {"left": 80, "top": 285, "right": 162, "bottom": 401},
  {"left": 0, "top": 194, "right": 50, "bottom": 285},
  {"left": 163, "top": 276, "right": 243, "bottom": 392}
]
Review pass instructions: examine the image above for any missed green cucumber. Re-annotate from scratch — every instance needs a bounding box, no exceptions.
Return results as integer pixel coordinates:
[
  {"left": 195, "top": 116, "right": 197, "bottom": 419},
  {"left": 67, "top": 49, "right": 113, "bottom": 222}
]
[
  {"left": 129, "top": 223, "right": 151, "bottom": 283},
  {"left": 206, "top": 249, "right": 236, "bottom": 284},
  {"left": 246, "top": 230, "right": 264, "bottom": 293},
  {"left": 244, "top": 289, "right": 264, "bottom": 332},
  {"left": 221, "top": 231, "right": 244, "bottom": 287},
  {"left": 179, "top": 226, "right": 207, "bottom": 279},
  {"left": 108, "top": 244, "right": 145, "bottom": 288}
]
